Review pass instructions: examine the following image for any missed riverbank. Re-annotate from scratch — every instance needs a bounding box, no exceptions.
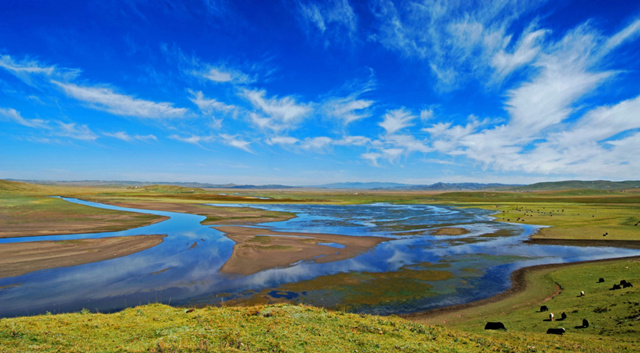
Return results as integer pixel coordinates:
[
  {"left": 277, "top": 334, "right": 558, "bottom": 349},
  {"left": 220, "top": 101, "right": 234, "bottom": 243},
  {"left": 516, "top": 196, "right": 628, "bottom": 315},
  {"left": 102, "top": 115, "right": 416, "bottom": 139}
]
[
  {"left": 0, "top": 234, "right": 166, "bottom": 280},
  {"left": 406, "top": 255, "right": 640, "bottom": 335}
]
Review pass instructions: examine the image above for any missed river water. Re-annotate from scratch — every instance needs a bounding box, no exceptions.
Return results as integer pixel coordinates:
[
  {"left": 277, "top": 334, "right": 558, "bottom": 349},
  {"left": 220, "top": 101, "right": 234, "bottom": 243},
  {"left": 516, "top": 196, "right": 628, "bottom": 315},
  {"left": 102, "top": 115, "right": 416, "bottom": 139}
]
[{"left": 0, "top": 198, "right": 638, "bottom": 317}]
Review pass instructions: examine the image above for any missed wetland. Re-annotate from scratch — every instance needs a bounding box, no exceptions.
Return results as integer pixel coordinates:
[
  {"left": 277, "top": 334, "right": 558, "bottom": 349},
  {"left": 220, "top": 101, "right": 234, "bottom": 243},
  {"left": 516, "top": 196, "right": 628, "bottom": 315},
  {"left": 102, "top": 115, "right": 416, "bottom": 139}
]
[{"left": 2, "top": 195, "right": 640, "bottom": 317}]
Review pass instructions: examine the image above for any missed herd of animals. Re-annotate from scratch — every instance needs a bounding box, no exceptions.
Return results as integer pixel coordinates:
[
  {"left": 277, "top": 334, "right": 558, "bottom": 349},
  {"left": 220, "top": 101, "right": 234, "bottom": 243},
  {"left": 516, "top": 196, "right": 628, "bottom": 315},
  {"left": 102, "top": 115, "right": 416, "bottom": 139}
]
[{"left": 484, "top": 278, "right": 634, "bottom": 335}]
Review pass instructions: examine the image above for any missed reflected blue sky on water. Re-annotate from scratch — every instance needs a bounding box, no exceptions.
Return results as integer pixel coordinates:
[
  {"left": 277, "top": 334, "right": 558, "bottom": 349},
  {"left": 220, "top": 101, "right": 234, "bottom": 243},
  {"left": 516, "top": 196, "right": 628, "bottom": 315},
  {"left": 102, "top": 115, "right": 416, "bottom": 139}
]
[{"left": 1, "top": 198, "right": 639, "bottom": 317}]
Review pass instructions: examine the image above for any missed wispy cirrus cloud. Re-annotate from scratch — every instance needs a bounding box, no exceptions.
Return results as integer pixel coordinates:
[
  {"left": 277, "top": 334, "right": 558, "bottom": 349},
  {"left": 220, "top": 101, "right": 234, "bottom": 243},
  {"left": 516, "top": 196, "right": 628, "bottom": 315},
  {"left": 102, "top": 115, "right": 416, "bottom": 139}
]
[
  {"left": 323, "top": 95, "right": 374, "bottom": 125},
  {"left": 0, "top": 107, "right": 100, "bottom": 142},
  {"left": 199, "top": 65, "right": 252, "bottom": 84},
  {"left": 188, "top": 90, "right": 236, "bottom": 114},
  {"left": 0, "top": 55, "right": 79, "bottom": 87},
  {"left": 267, "top": 136, "right": 299, "bottom": 145},
  {"left": 379, "top": 108, "right": 415, "bottom": 135},
  {"left": 53, "top": 81, "right": 188, "bottom": 119},
  {"left": 169, "top": 134, "right": 215, "bottom": 145},
  {"left": 54, "top": 122, "right": 98, "bottom": 141},
  {"left": 370, "top": 0, "right": 547, "bottom": 89},
  {"left": 243, "top": 89, "right": 312, "bottom": 131},
  {"left": 423, "top": 18, "right": 640, "bottom": 178},
  {"left": 220, "top": 133, "right": 252, "bottom": 153},
  {"left": 295, "top": 0, "right": 358, "bottom": 46},
  {"left": 0, "top": 107, "right": 50, "bottom": 129},
  {"left": 103, "top": 131, "right": 157, "bottom": 142}
]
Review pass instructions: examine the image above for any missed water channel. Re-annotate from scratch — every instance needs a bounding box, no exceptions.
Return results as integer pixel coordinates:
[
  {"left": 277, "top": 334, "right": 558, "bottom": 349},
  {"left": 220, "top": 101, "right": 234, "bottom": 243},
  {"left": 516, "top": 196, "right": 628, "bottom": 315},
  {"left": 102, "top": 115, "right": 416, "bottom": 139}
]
[{"left": 0, "top": 198, "right": 638, "bottom": 317}]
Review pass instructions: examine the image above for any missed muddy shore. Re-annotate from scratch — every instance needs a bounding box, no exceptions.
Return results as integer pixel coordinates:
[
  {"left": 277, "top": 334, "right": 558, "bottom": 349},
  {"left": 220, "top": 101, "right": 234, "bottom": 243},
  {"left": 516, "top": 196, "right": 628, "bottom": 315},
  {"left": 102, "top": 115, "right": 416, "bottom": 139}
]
[{"left": 0, "top": 234, "right": 166, "bottom": 280}]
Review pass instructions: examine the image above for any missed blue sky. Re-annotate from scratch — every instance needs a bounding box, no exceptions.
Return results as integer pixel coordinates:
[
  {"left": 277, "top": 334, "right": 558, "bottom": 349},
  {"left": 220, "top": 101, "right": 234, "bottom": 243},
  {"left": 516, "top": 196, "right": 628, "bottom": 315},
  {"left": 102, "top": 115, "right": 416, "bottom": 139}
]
[{"left": 1, "top": 0, "right": 640, "bottom": 185}]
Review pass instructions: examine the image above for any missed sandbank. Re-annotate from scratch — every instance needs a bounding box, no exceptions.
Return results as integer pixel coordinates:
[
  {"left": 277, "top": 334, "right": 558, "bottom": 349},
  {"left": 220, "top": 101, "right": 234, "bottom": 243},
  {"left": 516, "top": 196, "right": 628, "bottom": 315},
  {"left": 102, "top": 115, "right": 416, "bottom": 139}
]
[
  {"left": 214, "top": 225, "right": 390, "bottom": 275},
  {"left": 0, "top": 214, "right": 168, "bottom": 238},
  {"left": 0, "top": 234, "right": 166, "bottom": 280},
  {"left": 431, "top": 227, "right": 469, "bottom": 236}
]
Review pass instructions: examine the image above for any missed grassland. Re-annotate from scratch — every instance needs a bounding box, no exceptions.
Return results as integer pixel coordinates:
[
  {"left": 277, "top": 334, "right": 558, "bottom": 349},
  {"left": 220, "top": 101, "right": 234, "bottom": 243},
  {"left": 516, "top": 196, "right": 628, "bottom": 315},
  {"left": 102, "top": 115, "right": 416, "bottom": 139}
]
[
  {"left": 410, "top": 256, "right": 640, "bottom": 349},
  {"left": 1, "top": 300, "right": 637, "bottom": 352},
  {"left": 2, "top": 180, "right": 640, "bottom": 351},
  {"left": 0, "top": 181, "right": 168, "bottom": 238}
]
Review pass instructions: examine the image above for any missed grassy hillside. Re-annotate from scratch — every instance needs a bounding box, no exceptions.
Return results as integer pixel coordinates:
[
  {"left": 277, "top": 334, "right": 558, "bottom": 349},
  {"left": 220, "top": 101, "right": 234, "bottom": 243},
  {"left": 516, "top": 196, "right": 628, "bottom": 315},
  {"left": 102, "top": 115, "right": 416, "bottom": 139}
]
[
  {"left": 513, "top": 180, "right": 640, "bottom": 191},
  {"left": 0, "top": 179, "right": 45, "bottom": 194},
  {"left": 0, "top": 301, "right": 635, "bottom": 353}
]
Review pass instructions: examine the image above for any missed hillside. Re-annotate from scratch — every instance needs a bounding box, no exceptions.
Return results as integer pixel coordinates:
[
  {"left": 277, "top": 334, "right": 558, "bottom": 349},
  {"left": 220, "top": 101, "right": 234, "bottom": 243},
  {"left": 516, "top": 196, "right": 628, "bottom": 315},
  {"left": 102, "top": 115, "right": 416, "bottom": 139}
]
[
  {"left": 0, "top": 179, "right": 44, "bottom": 193},
  {"left": 0, "top": 303, "right": 631, "bottom": 353},
  {"left": 514, "top": 180, "right": 640, "bottom": 191}
]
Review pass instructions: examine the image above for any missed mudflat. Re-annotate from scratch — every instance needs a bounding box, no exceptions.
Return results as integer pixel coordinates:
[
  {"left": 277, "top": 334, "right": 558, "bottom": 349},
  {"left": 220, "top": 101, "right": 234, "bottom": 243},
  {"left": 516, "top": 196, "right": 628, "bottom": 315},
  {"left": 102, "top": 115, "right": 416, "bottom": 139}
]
[
  {"left": 215, "top": 225, "right": 390, "bottom": 275},
  {"left": 0, "top": 234, "right": 166, "bottom": 280}
]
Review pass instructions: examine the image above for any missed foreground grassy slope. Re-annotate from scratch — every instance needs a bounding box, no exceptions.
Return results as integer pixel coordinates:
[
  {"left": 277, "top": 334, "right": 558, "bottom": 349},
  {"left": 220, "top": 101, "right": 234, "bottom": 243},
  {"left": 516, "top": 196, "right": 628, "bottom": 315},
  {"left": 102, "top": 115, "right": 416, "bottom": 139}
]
[
  {"left": 415, "top": 257, "right": 640, "bottom": 339},
  {"left": 1, "top": 301, "right": 636, "bottom": 353}
]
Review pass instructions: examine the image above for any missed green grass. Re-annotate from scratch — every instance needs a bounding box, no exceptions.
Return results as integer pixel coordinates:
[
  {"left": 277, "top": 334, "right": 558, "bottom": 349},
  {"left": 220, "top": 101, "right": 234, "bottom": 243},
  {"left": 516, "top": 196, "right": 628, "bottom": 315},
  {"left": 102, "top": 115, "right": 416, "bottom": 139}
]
[
  {"left": 415, "top": 257, "right": 640, "bottom": 346},
  {"left": 1, "top": 301, "right": 637, "bottom": 352}
]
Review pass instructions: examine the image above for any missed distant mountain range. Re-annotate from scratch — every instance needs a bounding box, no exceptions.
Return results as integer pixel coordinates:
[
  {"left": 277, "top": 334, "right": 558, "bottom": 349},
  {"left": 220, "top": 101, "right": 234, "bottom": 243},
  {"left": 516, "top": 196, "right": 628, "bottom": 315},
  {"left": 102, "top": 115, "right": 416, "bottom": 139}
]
[
  {"left": 312, "top": 182, "right": 518, "bottom": 190},
  {"left": 7, "top": 179, "right": 640, "bottom": 191},
  {"left": 512, "top": 180, "right": 640, "bottom": 191}
]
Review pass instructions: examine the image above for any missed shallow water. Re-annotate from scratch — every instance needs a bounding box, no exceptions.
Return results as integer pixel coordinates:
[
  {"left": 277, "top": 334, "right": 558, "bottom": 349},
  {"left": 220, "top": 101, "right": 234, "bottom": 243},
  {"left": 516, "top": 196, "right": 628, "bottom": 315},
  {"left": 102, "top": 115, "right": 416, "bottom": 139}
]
[{"left": 0, "top": 198, "right": 638, "bottom": 317}]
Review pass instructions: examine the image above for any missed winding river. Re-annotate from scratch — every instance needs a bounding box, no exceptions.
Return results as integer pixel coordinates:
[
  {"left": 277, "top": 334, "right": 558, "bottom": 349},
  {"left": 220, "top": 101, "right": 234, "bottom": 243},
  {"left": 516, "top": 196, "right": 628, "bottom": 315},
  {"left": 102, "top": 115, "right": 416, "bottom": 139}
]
[{"left": 0, "top": 198, "right": 638, "bottom": 317}]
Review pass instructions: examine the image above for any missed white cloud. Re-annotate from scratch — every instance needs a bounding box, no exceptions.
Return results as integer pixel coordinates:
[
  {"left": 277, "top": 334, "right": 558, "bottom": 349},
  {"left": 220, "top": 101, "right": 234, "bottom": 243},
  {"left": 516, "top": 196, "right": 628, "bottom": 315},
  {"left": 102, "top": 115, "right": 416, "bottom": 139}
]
[
  {"left": 54, "top": 122, "right": 98, "bottom": 141},
  {"left": 335, "top": 135, "right": 371, "bottom": 146},
  {"left": 169, "top": 134, "right": 214, "bottom": 145},
  {"left": 361, "top": 152, "right": 382, "bottom": 166},
  {"left": 0, "top": 55, "right": 55, "bottom": 76},
  {"left": 188, "top": 90, "right": 235, "bottom": 114},
  {"left": 220, "top": 133, "right": 252, "bottom": 153},
  {"left": 296, "top": 0, "right": 357, "bottom": 45},
  {"left": 601, "top": 18, "right": 640, "bottom": 54},
  {"left": 267, "top": 136, "right": 299, "bottom": 145},
  {"left": 103, "top": 131, "right": 157, "bottom": 142},
  {"left": 386, "top": 134, "right": 430, "bottom": 153},
  {"left": 379, "top": 108, "right": 415, "bottom": 135},
  {"left": 421, "top": 19, "right": 640, "bottom": 178},
  {"left": 491, "top": 28, "right": 548, "bottom": 80},
  {"left": 201, "top": 65, "right": 251, "bottom": 84},
  {"left": 323, "top": 95, "right": 374, "bottom": 125},
  {"left": 0, "top": 55, "right": 79, "bottom": 87},
  {"left": 0, "top": 107, "right": 50, "bottom": 129},
  {"left": 301, "top": 136, "right": 333, "bottom": 150},
  {"left": 419, "top": 109, "right": 433, "bottom": 121},
  {"left": 243, "top": 89, "right": 312, "bottom": 131},
  {"left": 53, "top": 81, "right": 188, "bottom": 119},
  {"left": 370, "top": 0, "right": 547, "bottom": 89}
]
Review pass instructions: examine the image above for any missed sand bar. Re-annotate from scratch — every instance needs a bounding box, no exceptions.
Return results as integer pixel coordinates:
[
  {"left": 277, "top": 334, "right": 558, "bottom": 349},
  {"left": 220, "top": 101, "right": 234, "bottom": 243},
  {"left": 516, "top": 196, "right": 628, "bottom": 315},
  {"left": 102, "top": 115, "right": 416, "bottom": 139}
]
[
  {"left": 215, "top": 225, "right": 390, "bottom": 275},
  {"left": 0, "top": 234, "right": 166, "bottom": 280}
]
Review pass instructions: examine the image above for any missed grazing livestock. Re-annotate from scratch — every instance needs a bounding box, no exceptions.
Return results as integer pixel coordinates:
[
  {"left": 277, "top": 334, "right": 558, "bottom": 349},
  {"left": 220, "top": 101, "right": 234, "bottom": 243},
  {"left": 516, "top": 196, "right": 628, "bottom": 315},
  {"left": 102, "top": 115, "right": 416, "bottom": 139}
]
[
  {"left": 611, "top": 284, "right": 622, "bottom": 290},
  {"left": 583, "top": 319, "right": 589, "bottom": 328},
  {"left": 623, "top": 282, "right": 633, "bottom": 288},
  {"left": 580, "top": 291, "right": 585, "bottom": 296},
  {"left": 549, "top": 313, "right": 555, "bottom": 321},
  {"left": 598, "top": 278, "right": 605, "bottom": 283},
  {"left": 540, "top": 305, "right": 549, "bottom": 312},
  {"left": 620, "top": 280, "right": 628, "bottom": 286},
  {"left": 484, "top": 322, "right": 506, "bottom": 330},
  {"left": 560, "top": 312, "right": 567, "bottom": 320},
  {"left": 546, "top": 328, "right": 565, "bottom": 335}
]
